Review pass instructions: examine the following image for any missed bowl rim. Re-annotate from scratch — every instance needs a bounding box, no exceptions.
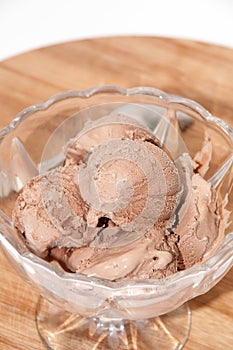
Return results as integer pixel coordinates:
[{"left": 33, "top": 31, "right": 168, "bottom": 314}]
[
  {"left": 0, "top": 85, "right": 232, "bottom": 291},
  {"left": 1, "top": 85, "right": 233, "bottom": 140}
]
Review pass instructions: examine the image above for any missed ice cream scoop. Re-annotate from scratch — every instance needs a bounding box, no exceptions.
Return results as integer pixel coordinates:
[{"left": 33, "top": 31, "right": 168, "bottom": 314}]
[{"left": 12, "top": 113, "right": 224, "bottom": 280}]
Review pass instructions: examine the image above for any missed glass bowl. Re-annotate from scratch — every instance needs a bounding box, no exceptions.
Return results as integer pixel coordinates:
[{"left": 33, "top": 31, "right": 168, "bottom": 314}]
[{"left": 0, "top": 86, "right": 232, "bottom": 350}]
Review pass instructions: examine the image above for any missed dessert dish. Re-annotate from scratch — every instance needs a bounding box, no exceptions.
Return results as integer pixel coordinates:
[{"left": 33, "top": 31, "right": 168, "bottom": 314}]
[
  {"left": 12, "top": 113, "right": 224, "bottom": 281},
  {"left": 1, "top": 87, "right": 232, "bottom": 350}
]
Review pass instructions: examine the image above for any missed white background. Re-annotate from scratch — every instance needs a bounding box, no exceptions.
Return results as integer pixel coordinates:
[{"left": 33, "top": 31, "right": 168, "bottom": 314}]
[{"left": 0, "top": 0, "right": 233, "bottom": 61}]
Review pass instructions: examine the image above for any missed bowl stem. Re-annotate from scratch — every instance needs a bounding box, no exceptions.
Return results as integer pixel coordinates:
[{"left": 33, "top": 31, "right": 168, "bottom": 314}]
[{"left": 36, "top": 297, "right": 191, "bottom": 350}]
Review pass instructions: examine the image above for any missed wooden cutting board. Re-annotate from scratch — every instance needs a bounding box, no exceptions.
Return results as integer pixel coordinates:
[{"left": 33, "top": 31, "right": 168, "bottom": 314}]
[{"left": 0, "top": 36, "right": 232, "bottom": 350}]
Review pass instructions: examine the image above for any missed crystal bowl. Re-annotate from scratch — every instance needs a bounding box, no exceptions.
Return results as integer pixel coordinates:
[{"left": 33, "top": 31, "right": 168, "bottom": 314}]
[{"left": 0, "top": 86, "right": 232, "bottom": 350}]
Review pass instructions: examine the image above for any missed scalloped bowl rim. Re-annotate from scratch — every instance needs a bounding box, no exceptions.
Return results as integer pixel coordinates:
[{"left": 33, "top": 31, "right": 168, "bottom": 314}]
[{"left": 1, "top": 85, "right": 233, "bottom": 138}]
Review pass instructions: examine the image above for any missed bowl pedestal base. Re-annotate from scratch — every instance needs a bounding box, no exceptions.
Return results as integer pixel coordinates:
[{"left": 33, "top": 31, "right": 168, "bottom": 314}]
[{"left": 36, "top": 297, "right": 191, "bottom": 350}]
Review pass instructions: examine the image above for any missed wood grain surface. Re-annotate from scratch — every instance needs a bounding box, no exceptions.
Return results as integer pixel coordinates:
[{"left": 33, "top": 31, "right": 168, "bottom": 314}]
[{"left": 0, "top": 36, "right": 232, "bottom": 350}]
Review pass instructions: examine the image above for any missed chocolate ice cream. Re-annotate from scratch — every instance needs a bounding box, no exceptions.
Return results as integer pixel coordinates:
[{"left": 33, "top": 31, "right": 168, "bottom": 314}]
[{"left": 12, "top": 114, "right": 224, "bottom": 280}]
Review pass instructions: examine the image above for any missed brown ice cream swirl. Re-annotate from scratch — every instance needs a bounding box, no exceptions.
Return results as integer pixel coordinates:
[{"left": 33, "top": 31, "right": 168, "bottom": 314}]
[
  {"left": 66, "top": 115, "right": 181, "bottom": 247},
  {"left": 12, "top": 113, "right": 224, "bottom": 280}
]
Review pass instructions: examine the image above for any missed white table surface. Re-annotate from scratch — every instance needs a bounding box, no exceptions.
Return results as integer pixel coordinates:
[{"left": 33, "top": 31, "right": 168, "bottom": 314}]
[{"left": 0, "top": 0, "right": 233, "bottom": 61}]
